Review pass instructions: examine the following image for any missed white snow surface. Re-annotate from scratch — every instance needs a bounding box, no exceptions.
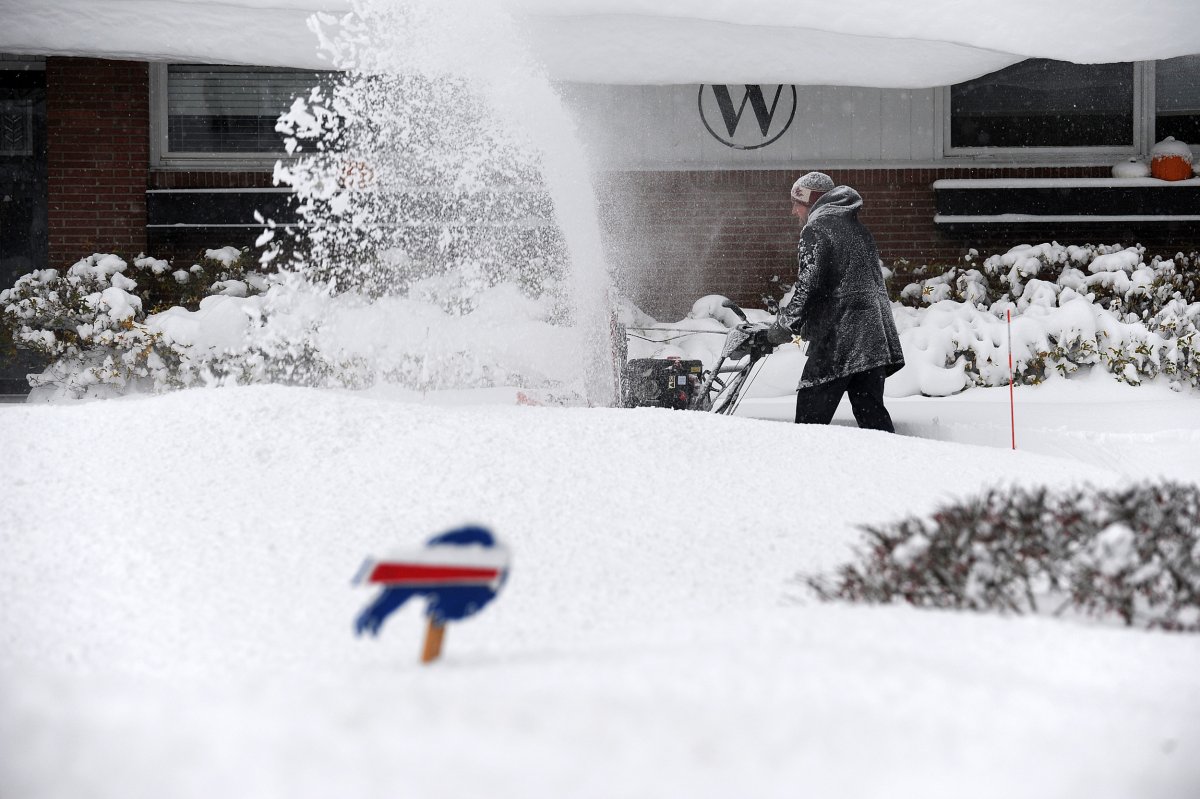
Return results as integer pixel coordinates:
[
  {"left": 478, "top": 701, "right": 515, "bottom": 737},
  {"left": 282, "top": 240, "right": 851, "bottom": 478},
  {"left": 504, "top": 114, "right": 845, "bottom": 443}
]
[
  {"left": 1152, "top": 136, "right": 1196, "bottom": 162},
  {"left": 1, "top": 384, "right": 1199, "bottom": 798},
  {"left": 2, "top": 0, "right": 1199, "bottom": 85}
]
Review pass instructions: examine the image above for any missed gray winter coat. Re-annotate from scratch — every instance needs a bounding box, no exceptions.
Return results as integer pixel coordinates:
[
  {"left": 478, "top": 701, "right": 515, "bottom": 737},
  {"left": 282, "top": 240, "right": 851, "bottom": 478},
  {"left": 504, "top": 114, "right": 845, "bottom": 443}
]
[{"left": 771, "top": 186, "right": 905, "bottom": 389}]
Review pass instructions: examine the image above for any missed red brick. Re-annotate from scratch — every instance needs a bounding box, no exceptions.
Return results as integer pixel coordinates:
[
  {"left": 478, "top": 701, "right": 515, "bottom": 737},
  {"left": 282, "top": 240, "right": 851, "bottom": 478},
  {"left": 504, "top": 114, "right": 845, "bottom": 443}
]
[
  {"left": 598, "top": 166, "right": 1200, "bottom": 318},
  {"left": 47, "top": 57, "right": 149, "bottom": 265}
]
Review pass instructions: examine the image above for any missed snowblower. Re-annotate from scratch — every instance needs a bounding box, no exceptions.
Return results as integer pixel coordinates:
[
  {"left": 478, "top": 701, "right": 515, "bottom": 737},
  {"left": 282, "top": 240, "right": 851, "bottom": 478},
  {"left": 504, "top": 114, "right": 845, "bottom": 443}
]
[{"left": 621, "top": 300, "right": 774, "bottom": 416}]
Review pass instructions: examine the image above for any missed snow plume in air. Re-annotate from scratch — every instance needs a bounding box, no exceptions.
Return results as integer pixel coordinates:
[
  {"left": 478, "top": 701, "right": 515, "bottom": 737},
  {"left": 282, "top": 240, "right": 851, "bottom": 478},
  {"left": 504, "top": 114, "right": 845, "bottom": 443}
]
[{"left": 268, "top": 0, "right": 616, "bottom": 402}]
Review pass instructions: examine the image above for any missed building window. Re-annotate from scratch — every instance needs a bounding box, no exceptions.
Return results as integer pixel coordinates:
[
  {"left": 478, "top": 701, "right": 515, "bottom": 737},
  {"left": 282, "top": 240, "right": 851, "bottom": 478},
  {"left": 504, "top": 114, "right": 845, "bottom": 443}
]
[
  {"left": 1155, "top": 55, "right": 1200, "bottom": 144},
  {"left": 153, "top": 64, "right": 330, "bottom": 167},
  {"left": 949, "top": 59, "right": 1136, "bottom": 151}
]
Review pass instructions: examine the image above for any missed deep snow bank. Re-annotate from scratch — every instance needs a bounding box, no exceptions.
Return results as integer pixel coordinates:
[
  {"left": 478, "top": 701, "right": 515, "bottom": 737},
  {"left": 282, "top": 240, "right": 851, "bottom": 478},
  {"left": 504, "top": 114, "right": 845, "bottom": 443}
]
[
  {"left": 2, "top": 387, "right": 1198, "bottom": 799},
  {"left": 0, "top": 384, "right": 1122, "bottom": 665}
]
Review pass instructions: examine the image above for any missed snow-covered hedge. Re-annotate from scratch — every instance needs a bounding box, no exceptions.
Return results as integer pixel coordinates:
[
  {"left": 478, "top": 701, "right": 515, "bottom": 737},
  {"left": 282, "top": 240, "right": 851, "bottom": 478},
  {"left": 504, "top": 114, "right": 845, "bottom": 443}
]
[
  {"left": 624, "top": 242, "right": 1200, "bottom": 398},
  {"left": 893, "top": 243, "right": 1200, "bottom": 394},
  {"left": 0, "top": 249, "right": 586, "bottom": 401},
  {"left": 0, "top": 248, "right": 271, "bottom": 398},
  {"left": 804, "top": 481, "right": 1200, "bottom": 633},
  {"left": 5, "top": 241, "right": 1200, "bottom": 401}
]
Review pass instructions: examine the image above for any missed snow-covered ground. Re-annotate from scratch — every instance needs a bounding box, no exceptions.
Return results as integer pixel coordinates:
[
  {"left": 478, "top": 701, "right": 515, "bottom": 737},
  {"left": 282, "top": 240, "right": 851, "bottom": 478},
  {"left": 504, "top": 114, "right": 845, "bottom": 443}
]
[
  {"left": 3, "top": 0, "right": 1198, "bottom": 790},
  {"left": 1, "top": 382, "right": 1198, "bottom": 799},
  {"left": 737, "top": 370, "right": 1200, "bottom": 485}
]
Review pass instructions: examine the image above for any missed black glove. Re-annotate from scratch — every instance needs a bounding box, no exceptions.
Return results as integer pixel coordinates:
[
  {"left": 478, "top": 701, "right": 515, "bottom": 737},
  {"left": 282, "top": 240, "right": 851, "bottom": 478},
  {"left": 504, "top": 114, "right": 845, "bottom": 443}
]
[{"left": 765, "top": 324, "right": 794, "bottom": 346}]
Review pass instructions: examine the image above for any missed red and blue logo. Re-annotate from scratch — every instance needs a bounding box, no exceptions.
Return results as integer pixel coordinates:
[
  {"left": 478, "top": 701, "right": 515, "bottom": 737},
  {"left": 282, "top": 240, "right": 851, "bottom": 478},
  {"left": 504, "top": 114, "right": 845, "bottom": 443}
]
[{"left": 353, "top": 525, "right": 510, "bottom": 636}]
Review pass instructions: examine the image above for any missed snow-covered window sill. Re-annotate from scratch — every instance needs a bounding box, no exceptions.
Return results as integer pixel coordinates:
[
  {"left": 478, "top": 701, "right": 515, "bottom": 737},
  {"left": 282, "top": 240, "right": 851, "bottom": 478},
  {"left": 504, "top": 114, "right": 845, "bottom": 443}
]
[{"left": 933, "top": 178, "right": 1200, "bottom": 225}]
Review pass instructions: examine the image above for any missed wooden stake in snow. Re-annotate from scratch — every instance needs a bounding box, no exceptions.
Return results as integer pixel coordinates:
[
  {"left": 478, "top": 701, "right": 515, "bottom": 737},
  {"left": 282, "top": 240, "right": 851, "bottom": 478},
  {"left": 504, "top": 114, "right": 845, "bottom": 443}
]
[
  {"left": 421, "top": 618, "right": 447, "bottom": 663},
  {"left": 1007, "top": 308, "right": 1016, "bottom": 450}
]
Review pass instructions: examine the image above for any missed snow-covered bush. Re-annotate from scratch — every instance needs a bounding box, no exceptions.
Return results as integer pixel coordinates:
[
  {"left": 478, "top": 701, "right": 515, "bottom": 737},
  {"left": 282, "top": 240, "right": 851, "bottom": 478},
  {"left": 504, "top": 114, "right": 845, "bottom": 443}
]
[
  {"left": 804, "top": 482, "right": 1200, "bottom": 632},
  {"left": 0, "top": 249, "right": 268, "bottom": 398},
  {"left": 900, "top": 243, "right": 1199, "bottom": 318},
  {"left": 893, "top": 243, "right": 1200, "bottom": 392},
  {"left": 2, "top": 248, "right": 587, "bottom": 401},
  {"left": 631, "top": 242, "right": 1200, "bottom": 398}
]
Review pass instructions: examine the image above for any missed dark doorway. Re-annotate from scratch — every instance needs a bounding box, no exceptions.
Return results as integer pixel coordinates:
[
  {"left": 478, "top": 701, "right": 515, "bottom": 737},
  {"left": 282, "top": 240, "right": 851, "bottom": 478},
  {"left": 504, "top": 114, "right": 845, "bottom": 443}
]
[{"left": 0, "top": 63, "right": 48, "bottom": 396}]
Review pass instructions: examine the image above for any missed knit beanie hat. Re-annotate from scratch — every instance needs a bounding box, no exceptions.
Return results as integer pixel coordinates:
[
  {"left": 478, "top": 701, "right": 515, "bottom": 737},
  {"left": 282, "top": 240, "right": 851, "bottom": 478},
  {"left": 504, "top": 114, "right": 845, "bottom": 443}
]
[{"left": 790, "top": 172, "right": 835, "bottom": 205}]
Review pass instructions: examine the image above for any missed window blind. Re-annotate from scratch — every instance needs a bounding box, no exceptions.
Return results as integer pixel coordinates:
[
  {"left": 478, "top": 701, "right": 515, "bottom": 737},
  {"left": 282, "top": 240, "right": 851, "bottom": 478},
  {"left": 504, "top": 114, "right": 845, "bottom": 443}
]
[{"left": 166, "top": 64, "right": 326, "bottom": 154}]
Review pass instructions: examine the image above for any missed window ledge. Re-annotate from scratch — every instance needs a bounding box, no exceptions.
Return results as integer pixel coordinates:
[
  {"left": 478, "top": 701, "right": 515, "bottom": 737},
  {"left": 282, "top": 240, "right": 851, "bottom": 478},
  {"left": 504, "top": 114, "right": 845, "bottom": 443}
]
[
  {"left": 934, "top": 178, "right": 1200, "bottom": 224},
  {"left": 934, "top": 177, "right": 1200, "bottom": 189},
  {"left": 152, "top": 158, "right": 284, "bottom": 172},
  {"left": 936, "top": 214, "right": 1200, "bottom": 224}
]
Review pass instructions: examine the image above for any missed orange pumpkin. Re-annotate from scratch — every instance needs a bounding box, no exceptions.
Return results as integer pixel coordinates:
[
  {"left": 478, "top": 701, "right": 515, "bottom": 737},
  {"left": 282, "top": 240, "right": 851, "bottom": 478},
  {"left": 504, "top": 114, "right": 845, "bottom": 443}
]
[{"left": 1151, "top": 154, "right": 1193, "bottom": 181}]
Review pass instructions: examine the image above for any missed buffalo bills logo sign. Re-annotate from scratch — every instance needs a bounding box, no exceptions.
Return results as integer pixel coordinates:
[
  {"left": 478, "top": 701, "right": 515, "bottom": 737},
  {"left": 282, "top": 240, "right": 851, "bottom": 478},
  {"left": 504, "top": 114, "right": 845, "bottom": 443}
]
[
  {"left": 354, "top": 525, "right": 510, "bottom": 663},
  {"left": 698, "top": 84, "right": 797, "bottom": 150}
]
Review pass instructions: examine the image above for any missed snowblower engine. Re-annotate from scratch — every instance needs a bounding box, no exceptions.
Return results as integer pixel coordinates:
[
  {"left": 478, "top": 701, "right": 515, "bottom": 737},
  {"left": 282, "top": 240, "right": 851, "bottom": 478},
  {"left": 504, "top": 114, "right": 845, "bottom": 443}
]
[{"left": 621, "top": 357, "right": 704, "bottom": 410}]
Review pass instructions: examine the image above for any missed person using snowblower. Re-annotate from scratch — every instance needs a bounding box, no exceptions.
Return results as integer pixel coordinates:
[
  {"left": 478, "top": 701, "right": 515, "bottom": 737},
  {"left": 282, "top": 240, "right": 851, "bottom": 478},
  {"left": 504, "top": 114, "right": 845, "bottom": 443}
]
[{"left": 765, "top": 172, "right": 905, "bottom": 432}]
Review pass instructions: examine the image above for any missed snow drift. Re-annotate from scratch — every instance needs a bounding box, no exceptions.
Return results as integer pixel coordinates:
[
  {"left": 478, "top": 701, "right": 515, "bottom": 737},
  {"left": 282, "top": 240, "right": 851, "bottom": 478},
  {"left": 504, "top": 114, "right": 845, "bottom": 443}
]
[
  {"left": 2, "top": 386, "right": 1199, "bottom": 798},
  {"left": 2, "top": 0, "right": 1199, "bottom": 86}
]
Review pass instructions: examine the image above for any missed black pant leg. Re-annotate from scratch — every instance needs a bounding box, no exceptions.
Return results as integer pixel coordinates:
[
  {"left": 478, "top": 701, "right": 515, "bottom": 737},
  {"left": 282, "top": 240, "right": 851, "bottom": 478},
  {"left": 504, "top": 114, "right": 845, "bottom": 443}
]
[
  {"left": 845, "top": 366, "right": 896, "bottom": 433},
  {"left": 795, "top": 376, "right": 849, "bottom": 425}
]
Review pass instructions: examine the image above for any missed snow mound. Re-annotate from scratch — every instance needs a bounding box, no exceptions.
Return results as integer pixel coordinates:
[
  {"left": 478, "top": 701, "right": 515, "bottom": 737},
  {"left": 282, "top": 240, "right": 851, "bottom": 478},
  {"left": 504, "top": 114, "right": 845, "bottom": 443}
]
[
  {"left": 6, "top": 387, "right": 1197, "bottom": 798},
  {"left": 2, "top": 1, "right": 1198, "bottom": 85}
]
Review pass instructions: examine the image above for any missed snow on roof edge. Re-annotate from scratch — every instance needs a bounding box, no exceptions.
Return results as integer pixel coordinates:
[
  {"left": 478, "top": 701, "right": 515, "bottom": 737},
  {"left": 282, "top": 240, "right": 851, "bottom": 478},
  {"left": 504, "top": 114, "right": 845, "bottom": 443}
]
[{"left": 2, "top": 0, "right": 1199, "bottom": 86}]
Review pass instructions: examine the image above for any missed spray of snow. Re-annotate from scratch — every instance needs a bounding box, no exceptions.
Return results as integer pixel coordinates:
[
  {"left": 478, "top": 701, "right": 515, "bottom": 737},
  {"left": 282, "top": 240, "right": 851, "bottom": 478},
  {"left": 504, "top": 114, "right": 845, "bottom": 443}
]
[{"left": 268, "top": 0, "right": 615, "bottom": 403}]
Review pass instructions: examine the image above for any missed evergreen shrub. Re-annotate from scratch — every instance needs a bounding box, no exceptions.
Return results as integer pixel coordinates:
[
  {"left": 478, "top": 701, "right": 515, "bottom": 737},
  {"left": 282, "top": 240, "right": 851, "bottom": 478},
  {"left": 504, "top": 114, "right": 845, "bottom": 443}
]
[{"left": 804, "top": 482, "right": 1200, "bottom": 632}]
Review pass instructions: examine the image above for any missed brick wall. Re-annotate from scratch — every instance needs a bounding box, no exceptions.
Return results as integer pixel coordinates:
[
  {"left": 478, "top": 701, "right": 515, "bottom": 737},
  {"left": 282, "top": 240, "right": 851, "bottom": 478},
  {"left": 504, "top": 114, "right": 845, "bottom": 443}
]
[
  {"left": 46, "top": 58, "right": 149, "bottom": 266},
  {"left": 597, "top": 167, "right": 1200, "bottom": 319}
]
